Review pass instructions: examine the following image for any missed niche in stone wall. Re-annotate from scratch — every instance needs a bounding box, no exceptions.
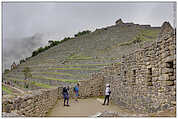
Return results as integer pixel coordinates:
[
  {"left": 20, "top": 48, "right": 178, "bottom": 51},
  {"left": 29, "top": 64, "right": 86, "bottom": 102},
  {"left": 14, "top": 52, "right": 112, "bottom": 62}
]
[
  {"left": 147, "top": 68, "right": 153, "bottom": 86},
  {"left": 124, "top": 71, "right": 127, "bottom": 76},
  {"left": 166, "top": 61, "right": 174, "bottom": 75},
  {"left": 132, "top": 70, "right": 136, "bottom": 85},
  {"left": 122, "top": 71, "right": 127, "bottom": 82}
]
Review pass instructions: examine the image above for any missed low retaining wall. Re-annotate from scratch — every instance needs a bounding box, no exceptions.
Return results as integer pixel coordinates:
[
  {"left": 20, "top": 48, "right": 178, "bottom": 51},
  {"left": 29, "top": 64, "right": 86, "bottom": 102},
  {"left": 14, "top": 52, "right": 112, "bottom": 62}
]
[{"left": 2, "top": 88, "right": 59, "bottom": 117}]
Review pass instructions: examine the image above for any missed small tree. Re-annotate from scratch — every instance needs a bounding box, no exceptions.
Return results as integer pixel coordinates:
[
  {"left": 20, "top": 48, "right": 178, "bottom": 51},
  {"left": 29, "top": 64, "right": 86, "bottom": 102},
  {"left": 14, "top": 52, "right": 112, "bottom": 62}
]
[
  {"left": 4, "top": 69, "right": 10, "bottom": 74},
  {"left": 22, "top": 67, "right": 32, "bottom": 88}
]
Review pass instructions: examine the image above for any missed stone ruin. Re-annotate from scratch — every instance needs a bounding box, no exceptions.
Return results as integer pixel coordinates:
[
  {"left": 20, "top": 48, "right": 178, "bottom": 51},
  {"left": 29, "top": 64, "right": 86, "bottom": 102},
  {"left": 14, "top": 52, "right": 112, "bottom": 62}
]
[
  {"left": 115, "top": 18, "right": 124, "bottom": 25},
  {"left": 2, "top": 21, "right": 176, "bottom": 117}
]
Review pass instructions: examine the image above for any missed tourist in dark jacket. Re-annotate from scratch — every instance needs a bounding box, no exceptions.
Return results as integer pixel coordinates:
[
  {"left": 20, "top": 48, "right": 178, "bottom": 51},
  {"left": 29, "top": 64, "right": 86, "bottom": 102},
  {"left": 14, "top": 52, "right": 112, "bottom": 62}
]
[{"left": 62, "top": 86, "right": 70, "bottom": 106}]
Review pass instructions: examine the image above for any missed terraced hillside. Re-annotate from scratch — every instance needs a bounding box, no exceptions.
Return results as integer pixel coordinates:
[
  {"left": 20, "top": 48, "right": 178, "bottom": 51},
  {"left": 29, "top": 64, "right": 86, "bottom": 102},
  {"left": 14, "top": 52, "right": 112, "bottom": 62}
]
[{"left": 2, "top": 20, "right": 161, "bottom": 93}]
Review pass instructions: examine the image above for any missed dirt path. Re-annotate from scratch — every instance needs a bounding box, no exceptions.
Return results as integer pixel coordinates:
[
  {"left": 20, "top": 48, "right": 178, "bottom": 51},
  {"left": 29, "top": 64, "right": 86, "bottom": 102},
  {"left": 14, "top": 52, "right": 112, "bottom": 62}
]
[{"left": 47, "top": 98, "right": 137, "bottom": 117}]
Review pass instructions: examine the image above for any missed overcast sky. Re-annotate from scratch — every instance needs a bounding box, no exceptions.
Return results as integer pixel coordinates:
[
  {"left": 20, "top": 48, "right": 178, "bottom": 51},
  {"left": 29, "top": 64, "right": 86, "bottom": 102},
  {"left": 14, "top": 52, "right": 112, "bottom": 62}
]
[
  {"left": 3, "top": 2, "right": 176, "bottom": 39},
  {"left": 2, "top": 2, "right": 176, "bottom": 70}
]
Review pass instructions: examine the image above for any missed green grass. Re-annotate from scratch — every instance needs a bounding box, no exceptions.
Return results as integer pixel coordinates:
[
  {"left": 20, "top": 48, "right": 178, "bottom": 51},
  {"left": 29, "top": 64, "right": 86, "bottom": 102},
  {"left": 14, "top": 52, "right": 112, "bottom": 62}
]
[
  {"left": 48, "top": 67, "right": 101, "bottom": 71},
  {"left": 32, "top": 72, "right": 89, "bottom": 79},
  {"left": 32, "top": 72, "right": 74, "bottom": 76},
  {"left": 30, "top": 81, "right": 54, "bottom": 88},
  {"left": 5, "top": 77, "right": 24, "bottom": 82},
  {"left": 4, "top": 77, "right": 55, "bottom": 89},
  {"left": 20, "top": 63, "right": 109, "bottom": 68},
  {"left": 67, "top": 54, "right": 93, "bottom": 60},
  {"left": 117, "top": 29, "right": 160, "bottom": 47},
  {"left": 2, "top": 85, "right": 13, "bottom": 95},
  {"left": 32, "top": 76, "right": 78, "bottom": 83},
  {"left": 141, "top": 29, "right": 160, "bottom": 39},
  {"left": 56, "top": 63, "right": 109, "bottom": 67}
]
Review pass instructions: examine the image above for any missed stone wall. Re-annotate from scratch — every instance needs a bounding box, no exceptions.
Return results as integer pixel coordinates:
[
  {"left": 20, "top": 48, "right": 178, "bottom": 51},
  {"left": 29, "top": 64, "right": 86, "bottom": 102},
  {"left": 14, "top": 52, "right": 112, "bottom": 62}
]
[
  {"left": 2, "top": 88, "right": 59, "bottom": 117},
  {"left": 2, "top": 74, "right": 105, "bottom": 117},
  {"left": 98, "top": 22, "right": 176, "bottom": 113}
]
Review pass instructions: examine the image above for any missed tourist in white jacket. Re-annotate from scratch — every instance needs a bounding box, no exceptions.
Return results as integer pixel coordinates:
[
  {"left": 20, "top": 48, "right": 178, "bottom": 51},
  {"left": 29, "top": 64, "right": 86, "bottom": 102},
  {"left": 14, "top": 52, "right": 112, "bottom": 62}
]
[{"left": 102, "top": 84, "right": 111, "bottom": 105}]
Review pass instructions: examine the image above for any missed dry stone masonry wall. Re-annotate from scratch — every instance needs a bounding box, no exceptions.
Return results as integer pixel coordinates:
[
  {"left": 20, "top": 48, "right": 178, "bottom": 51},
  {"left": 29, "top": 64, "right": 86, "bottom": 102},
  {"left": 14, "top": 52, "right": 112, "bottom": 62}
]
[
  {"left": 99, "top": 22, "right": 176, "bottom": 113},
  {"left": 2, "top": 88, "right": 59, "bottom": 117}
]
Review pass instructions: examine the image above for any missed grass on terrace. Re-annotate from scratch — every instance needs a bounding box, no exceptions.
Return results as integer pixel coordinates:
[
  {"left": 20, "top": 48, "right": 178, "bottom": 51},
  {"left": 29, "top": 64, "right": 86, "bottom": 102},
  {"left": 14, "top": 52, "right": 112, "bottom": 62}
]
[
  {"left": 19, "top": 63, "right": 109, "bottom": 68},
  {"left": 32, "top": 72, "right": 89, "bottom": 79},
  {"left": 32, "top": 76, "right": 78, "bottom": 83},
  {"left": 2, "top": 85, "right": 13, "bottom": 95},
  {"left": 48, "top": 67, "right": 101, "bottom": 71},
  {"left": 118, "top": 29, "right": 160, "bottom": 46},
  {"left": 30, "top": 81, "right": 54, "bottom": 88},
  {"left": 4, "top": 77, "right": 54, "bottom": 89},
  {"left": 32, "top": 72, "right": 74, "bottom": 76},
  {"left": 67, "top": 54, "right": 93, "bottom": 60}
]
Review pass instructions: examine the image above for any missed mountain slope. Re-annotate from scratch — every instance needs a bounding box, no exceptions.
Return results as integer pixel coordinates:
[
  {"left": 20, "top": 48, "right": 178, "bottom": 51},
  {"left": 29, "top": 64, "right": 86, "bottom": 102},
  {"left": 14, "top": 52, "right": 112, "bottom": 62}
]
[{"left": 3, "top": 20, "right": 161, "bottom": 92}]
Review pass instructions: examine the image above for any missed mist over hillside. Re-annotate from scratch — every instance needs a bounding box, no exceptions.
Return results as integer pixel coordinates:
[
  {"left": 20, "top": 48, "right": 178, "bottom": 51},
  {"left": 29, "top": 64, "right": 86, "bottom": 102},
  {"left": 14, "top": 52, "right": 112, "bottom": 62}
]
[{"left": 3, "top": 33, "right": 60, "bottom": 70}]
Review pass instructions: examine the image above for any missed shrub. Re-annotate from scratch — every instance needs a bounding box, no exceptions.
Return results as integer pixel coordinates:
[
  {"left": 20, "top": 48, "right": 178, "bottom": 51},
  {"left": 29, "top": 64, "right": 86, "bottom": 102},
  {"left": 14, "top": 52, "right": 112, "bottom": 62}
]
[
  {"left": 74, "top": 30, "right": 91, "bottom": 37},
  {"left": 4, "top": 69, "right": 10, "bottom": 74},
  {"left": 31, "top": 37, "right": 72, "bottom": 57},
  {"left": 20, "top": 59, "right": 25, "bottom": 64},
  {"left": 22, "top": 67, "right": 32, "bottom": 79}
]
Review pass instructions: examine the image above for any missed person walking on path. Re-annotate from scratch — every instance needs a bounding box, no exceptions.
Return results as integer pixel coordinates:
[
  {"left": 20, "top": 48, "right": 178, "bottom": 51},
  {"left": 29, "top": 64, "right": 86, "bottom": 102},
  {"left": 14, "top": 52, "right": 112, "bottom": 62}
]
[
  {"left": 74, "top": 83, "right": 79, "bottom": 102},
  {"left": 62, "top": 86, "right": 70, "bottom": 106},
  {"left": 102, "top": 84, "right": 111, "bottom": 105}
]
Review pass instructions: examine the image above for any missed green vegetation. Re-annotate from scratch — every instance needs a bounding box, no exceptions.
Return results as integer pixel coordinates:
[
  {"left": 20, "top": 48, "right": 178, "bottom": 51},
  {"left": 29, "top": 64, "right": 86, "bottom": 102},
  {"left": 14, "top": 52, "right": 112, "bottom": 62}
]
[
  {"left": 2, "top": 85, "right": 13, "bottom": 95},
  {"left": 74, "top": 30, "right": 91, "bottom": 37},
  {"left": 32, "top": 76, "right": 78, "bottom": 83},
  {"left": 4, "top": 77, "right": 54, "bottom": 89},
  {"left": 20, "top": 63, "right": 109, "bottom": 68},
  {"left": 30, "top": 81, "right": 54, "bottom": 88},
  {"left": 4, "top": 69, "right": 10, "bottom": 74},
  {"left": 56, "top": 63, "right": 109, "bottom": 67},
  {"left": 32, "top": 72, "right": 74, "bottom": 76},
  {"left": 22, "top": 67, "right": 32, "bottom": 79},
  {"left": 49, "top": 67, "right": 100, "bottom": 71},
  {"left": 32, "top": 37, "right": 72, "bottom": 57},
  {"left": 118, "top": 29, "right": 160, "bottom": 47},
  {"left": 5, "top": 77, "right": 24, "bottom": 82},
  {"left": 20, "top": 59, "right": 26, "bottom": 64},
  {"left": 141, "top": 29, "right": 160, "bottom": 39},
  {"left": 67, "top": 53, "right": 93, "bottom": 60}
]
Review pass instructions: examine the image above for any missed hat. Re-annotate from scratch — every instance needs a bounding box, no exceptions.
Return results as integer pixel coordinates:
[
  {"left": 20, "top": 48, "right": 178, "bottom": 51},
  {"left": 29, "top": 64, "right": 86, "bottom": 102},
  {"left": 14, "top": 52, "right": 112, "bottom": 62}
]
[{"left": 106, "top": 84, "right": 110, "bottom": 87}]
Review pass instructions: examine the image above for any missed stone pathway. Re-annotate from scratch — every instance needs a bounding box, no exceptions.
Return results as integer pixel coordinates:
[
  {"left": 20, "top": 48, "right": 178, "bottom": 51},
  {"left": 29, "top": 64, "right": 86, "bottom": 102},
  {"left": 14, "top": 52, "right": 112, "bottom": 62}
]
[{"left": 47, "top": 98, "right": 138, "bottom": 117}]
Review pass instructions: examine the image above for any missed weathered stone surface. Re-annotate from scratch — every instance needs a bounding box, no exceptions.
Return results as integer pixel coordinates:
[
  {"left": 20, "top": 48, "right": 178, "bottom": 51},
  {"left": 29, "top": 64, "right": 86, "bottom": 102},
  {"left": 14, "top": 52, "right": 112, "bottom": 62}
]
[{"left": 162, "top": 81, "right": 174, "bottom": 86}]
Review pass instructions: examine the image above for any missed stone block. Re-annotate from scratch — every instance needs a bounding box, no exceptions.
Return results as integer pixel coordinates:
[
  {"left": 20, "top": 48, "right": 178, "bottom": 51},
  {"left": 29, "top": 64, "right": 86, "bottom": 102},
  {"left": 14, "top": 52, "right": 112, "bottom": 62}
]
[
  {"left": 147, "top": 82, "right": 153, "bottom": 86},
  {"left": 164, "top": 56, "right": 175, "bottom": 62},
  {"left": 162, "top": 68, "right": 173, "bottom": 74},
  {"left": 171, "top": 101, "right": 176, "bottom": 105},
  {"left": 159, "top": 74, "right": 169, "bottom": 81},
  {"left": 162, "top": 81, "right": 174, "bottom": 86}
]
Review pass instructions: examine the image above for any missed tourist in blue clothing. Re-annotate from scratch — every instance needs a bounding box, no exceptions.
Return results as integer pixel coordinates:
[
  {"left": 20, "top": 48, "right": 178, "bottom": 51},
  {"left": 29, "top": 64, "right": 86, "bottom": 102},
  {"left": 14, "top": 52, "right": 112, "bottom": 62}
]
[{"left": 74, "top": 83, "right": 79, "bottom": 102}]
